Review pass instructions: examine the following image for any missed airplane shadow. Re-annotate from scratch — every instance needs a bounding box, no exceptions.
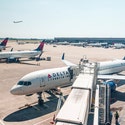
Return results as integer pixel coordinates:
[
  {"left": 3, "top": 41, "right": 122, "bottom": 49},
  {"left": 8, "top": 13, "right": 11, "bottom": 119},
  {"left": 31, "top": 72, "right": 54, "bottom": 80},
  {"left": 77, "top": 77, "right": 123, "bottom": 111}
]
[
  {"left": 4, "top": 95, "right": 68, "bottom": 122},
  {"left": 110, "top": 90, "right": 125, "bottom": 104},
  {"left": 0, "top": 58, "right": 43, "bottom": 66},
  {"left": 116, "top": 80, "right": 125, "bottom": 87},
  {"left": 19, "top": 61, "right": 40, "bottom": 66},
  {"left": 0, "top": 61, "right": 40, "bottom": 66}
]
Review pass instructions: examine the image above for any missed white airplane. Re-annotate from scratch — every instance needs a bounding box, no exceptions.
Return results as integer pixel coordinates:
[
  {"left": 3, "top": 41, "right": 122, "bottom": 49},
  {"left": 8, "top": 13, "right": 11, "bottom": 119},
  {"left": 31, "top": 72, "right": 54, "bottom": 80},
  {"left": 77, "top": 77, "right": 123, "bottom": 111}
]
[
  {"left": 10, "top": 53, "right": 79, "bottom": 105},
  {"left": 10, "top": 54, "right": 125, "bottom": 105},
  {"left": 88, "top": 42, "right": 108, "bottom": 47},
  {"left": 0, "top": 41, "right": 44, "bottom": 62},
  {"left": 96, "top": 58, "right": 125, "bottom": 92},
  {"left": 57, "top": 41, "right": 70, "bottom": 45},
  {"left": 0, "top": 38, "right": 9, "bottom": 51},
  {"left": 13, "top": 21, "right": 23, "bottom": 23},
  {"left": 70, "top": 42, "right": 84, "bottom": 47},
  {"left": 113, "top": 43, "right": 125, "bottom": 49}
]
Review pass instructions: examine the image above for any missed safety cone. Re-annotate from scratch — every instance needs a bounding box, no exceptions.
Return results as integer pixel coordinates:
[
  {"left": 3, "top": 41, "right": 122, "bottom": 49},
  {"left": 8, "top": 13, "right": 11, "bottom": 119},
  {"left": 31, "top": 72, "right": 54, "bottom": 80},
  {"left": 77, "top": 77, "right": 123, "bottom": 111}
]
[{"left": 50, "top": 114, "right": 55, "bottom": 124}]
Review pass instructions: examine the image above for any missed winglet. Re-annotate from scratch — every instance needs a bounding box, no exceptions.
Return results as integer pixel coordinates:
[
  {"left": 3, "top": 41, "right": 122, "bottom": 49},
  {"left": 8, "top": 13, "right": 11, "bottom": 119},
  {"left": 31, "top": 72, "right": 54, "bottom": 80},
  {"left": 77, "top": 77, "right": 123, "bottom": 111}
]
[
  {"left": 61, "top": 53, "right": 77, "bottom": 67},
  {"left": 62, "top": 53, "right": 65, "bottom": 60}
]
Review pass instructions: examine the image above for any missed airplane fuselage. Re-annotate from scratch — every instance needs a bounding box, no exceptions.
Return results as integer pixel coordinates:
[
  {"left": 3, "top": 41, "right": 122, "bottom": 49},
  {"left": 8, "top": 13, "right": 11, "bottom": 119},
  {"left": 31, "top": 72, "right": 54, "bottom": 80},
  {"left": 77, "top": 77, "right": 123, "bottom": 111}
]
[
  {"left": 0, "top": 46, "right": 6, "bottom": 50},
  {"left": 98, "top": 60, "right": 125, "bottom": 75},
  {"left": 0, "top": 50, "right": 41, "bottom": 59},
  {"left": 11, "top": 67, "right": 78, "bottom": 95}
]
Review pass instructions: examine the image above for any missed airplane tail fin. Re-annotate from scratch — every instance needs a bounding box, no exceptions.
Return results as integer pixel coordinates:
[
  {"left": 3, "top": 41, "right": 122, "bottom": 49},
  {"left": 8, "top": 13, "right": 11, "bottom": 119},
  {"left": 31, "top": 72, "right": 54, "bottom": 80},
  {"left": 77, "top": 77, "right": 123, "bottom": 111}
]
[
  {"left": 62, "top": 53, "right": 65, "bottom": 60},
  {"left": 10, "top": 48, "right": 13, "bottom": 52},
  {"left": 34, "top": 40, "right": 44, "bottom": 51},
  {"left": 123, "top": 57, "right": 125, "bottom": 60},
  {"left": 0, "top": 38, "right": 8, "bottom": 46}
]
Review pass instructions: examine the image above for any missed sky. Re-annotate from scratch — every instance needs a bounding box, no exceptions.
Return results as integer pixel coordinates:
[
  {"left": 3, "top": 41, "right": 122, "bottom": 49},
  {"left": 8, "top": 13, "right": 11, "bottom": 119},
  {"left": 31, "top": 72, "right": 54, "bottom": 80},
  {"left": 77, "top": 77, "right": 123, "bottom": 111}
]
[{"left": 1, "top": 0, "right": 125, "bottom": 39}]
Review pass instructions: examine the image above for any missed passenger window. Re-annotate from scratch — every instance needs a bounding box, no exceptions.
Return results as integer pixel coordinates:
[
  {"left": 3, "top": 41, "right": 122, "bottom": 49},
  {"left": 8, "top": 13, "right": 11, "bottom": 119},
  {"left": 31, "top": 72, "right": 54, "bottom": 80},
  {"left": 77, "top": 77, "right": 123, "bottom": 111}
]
[{"left": 24, "top": 82, "right": 28, "bottom": 86}]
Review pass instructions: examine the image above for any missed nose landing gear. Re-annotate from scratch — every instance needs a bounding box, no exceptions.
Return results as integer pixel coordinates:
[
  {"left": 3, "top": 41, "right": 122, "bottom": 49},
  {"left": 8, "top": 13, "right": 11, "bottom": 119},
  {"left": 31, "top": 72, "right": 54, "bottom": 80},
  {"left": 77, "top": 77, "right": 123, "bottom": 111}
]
[{"left": 37, "top": 92, "right": 44, "bottom": 106}]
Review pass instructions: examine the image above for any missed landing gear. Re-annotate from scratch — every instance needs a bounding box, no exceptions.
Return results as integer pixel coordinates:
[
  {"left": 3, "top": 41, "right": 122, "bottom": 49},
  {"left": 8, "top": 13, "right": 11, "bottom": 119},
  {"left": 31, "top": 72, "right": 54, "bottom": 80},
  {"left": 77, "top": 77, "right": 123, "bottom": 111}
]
[
  {"left": 37, "top": 92, "right": 44, "bottom": 106},
  {"left": 6, "top": 58, "right": 20, "bottom": 63}
]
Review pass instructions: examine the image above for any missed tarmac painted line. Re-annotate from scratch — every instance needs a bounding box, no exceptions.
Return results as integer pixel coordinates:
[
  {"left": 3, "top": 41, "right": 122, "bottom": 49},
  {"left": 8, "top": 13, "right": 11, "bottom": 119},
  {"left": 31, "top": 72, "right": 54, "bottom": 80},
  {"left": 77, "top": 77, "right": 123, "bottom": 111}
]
[
  {"left": 33, "top": 117, "right": 52, "bottom": 125},
  {"left": 0, "top": 120, "right": 5, "bottom": 125}
]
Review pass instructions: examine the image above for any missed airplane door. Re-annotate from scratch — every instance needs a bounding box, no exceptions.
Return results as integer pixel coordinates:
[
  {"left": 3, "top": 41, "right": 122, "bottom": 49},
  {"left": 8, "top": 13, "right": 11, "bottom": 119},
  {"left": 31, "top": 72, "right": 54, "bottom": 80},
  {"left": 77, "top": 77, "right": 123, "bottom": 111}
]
[
  {"left": 40, "top": 77, "right": 46, "bottom": 88},
  {"left": 68, "top": 67, "right": 73, "bottom": 80},
  {"left": 68, "top": 67, "right": 79, "bottom": 82}
]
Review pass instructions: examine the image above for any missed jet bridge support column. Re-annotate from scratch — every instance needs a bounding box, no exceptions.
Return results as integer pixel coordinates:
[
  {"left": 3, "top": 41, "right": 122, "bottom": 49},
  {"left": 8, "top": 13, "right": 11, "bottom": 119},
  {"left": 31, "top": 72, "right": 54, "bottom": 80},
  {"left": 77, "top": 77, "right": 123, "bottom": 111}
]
[{"left": 94, "top": 83, "right": 111, "bottom": 125}]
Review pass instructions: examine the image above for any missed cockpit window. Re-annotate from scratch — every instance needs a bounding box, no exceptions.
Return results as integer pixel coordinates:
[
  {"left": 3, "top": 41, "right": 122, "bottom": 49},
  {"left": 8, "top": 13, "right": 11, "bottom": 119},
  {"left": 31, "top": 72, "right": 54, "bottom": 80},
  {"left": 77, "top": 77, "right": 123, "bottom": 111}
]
[
  {"left": 24, "top": 82, "right": 28, "bottom": 86},
  {"left": 24, "top": 81, "right": 32, "bottom": 86},
  {"left": 17, "top": 81, "right": 32, "bottom": 86},
  {"left": 17, "top": 81, "right": 24, "bottom": 85},
  {"left": 27, "top": 82, "right": 31, "bottom": 85}
]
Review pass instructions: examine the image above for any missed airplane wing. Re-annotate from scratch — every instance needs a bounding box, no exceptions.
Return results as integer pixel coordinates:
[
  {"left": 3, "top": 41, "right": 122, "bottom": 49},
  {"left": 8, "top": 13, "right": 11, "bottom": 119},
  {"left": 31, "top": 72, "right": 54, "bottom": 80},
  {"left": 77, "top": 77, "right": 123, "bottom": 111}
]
[
  {"left": 62, "top": 53, "right": 77, "bottom": 67},
  {"left": 62, "top": 60, "right": 77, "bottom": 67},
  {"left": 98, "top": 74, "right": 125, "bottom": 80}
]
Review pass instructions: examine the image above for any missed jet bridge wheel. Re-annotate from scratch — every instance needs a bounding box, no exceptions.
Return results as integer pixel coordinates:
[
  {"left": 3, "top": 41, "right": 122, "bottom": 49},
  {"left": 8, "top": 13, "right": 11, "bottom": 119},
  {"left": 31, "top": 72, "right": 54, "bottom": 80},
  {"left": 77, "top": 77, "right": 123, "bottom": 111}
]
[{"left": 37, "top": 92, "right": 44, "bottom": 106}]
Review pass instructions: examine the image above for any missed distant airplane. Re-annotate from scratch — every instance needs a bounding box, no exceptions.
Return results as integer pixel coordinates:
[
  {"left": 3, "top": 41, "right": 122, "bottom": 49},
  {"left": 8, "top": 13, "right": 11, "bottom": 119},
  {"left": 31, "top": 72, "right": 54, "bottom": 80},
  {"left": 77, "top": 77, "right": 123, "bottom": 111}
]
[
  {"left": 13, "top": 21, "right": 23, "bottom": 23},
  {"left": 113, "top": 43, "right": 125, "bottom": 49},
  {"left": 70, "top": 42, "right": 84, "bottom": 47},
  {"left": 0, "top": 38, "right": 9, "bottom": 51},
  {"left": 10, "top": 53, "right": 125, "bottom": 105},
  {"left": 57, "top": 41, "right": 70, "bottom": 45},
  {"left": 0, "top": 41, "right": 44, "bottom": 62},
  {"left": 88, "top": 42, "right": 108, "bottom": 47}
]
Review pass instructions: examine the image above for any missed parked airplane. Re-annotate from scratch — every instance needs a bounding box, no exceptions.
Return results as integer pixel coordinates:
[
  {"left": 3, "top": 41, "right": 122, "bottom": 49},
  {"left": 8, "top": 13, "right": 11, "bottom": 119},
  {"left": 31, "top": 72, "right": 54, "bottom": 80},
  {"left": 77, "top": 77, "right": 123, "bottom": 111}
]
[
  {"left": 0, "top": 41, "right": 44, "bottom": 62},
  {"left": 79, "top": 57, "right": 125, "bottom": 92},
  {"left": 57, "top": 41, "right": 70, "bottom": 45},
  {"left": 88, "top": 42, "right": 108, "bottom": 47},
  {"left": 70, "top": 42, "right": 84, "bottom": 47},
  {"left": 113, "top": 43, "right": 125, "bottom": 49},
  {"left": 10, "top": 53, "right": 125, "bottom": 105},
  {"left": 10, "top": 54, "right": 79, "bottom": 105},
  {"left": 0, "top": 38, "right": 9, "bottom": 51},
  {"left": 96, "top": 58, "right": 125, "bottom": 92}
]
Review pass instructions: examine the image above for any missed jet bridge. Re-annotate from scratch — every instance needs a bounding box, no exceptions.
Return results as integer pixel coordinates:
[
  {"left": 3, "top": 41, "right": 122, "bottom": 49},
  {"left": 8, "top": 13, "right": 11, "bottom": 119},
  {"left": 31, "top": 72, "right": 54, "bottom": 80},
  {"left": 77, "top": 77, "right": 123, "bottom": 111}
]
[{"left": 55, "top": 58, "right": 98, "bottom": 125}]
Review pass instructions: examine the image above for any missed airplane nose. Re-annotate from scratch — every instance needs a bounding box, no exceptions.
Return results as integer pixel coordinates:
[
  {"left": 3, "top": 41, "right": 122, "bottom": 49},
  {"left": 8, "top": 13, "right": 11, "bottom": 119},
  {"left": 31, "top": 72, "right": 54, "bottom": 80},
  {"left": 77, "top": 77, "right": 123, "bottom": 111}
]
[{"left": 10, "top": 85, "right": 22, "bottom": 95}]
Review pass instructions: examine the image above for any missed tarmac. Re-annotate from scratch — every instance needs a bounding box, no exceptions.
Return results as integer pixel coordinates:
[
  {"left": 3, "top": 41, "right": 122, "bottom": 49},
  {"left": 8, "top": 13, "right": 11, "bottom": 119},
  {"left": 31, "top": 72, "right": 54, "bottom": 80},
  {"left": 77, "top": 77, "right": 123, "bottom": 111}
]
[{"left": 0, "top": 40, "right": 125, "bottom": 125}]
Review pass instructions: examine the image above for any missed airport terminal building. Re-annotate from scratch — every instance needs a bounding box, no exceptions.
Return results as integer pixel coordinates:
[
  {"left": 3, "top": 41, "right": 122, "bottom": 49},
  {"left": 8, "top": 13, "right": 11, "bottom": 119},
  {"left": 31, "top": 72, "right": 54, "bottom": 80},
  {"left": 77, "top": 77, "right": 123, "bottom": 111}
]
[{"left": 54, "top": 37, "right": 125, "bottom": 43}]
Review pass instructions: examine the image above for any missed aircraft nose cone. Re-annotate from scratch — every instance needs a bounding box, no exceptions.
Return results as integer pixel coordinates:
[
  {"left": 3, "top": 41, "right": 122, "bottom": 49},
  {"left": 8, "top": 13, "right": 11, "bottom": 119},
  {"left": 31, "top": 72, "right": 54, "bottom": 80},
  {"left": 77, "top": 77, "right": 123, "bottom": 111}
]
[
  {"left": 10, "top": 85, "right": 21, "bottom": 95},
  {"left": 10, "top": 88, "right": 17, "bottom": 95}
]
